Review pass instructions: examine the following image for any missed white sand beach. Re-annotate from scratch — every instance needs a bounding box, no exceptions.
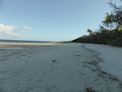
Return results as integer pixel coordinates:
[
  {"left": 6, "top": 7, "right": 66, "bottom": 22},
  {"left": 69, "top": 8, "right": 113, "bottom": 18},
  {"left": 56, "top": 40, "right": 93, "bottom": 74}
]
[
  {"left": 84, "top": 44, "right": 122, "bottom": 80},
  {"left": 0, "top": 43, "right": 122, "bottom": 92}
]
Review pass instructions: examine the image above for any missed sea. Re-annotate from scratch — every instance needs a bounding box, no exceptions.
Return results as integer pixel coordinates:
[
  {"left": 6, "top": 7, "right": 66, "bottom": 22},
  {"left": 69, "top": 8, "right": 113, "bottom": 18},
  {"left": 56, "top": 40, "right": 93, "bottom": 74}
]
[{"left": 0, "top": 39, "right": 54, "bottom": 45}]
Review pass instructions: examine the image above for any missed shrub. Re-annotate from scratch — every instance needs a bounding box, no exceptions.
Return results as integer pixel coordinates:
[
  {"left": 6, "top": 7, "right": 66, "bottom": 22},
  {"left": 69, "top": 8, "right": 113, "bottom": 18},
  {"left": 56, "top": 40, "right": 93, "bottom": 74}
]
[{"left": 109, "top": 36, "right": 122, "bottom": 46}]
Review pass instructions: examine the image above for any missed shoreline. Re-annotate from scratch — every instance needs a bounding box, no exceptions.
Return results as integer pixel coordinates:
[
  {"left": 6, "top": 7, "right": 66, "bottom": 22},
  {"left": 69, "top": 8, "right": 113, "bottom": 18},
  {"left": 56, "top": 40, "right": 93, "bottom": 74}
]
[{"left": 0, "top": 42, "right": 61, "bottom": 48}]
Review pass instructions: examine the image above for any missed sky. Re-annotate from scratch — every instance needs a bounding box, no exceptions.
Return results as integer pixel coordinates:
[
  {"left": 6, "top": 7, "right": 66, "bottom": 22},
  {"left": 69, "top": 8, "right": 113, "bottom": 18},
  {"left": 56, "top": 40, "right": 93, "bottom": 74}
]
[{"left": 0, "top": 0, "right": 114, "bottom": 41}]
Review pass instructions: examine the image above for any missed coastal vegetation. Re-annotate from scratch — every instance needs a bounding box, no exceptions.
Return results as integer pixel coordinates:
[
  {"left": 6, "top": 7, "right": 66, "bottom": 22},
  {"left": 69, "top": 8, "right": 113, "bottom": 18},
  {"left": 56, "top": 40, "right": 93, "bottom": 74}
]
[{"left": 73, "top": 0, "right": 122, "bottom": 46}]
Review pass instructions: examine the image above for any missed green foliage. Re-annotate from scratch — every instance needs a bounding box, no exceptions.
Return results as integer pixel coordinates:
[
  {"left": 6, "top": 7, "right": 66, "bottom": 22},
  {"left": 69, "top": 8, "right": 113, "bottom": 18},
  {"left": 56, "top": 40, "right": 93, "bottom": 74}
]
[
  {"left": 109, "top": 36, "right": 122, "bottom": 46},
  {"left": 103, "top": 0, "right": 122, "bottom": 29},
  {"left": 103, "top": 13, "right": 115, "bottom": 29},
  {"left": 73, "top": 0, "right": 122, "bottom": 47},
  {"left": 118, "top": 25, "right": 122, "bottom": 31},
  {"left": 87, "top": 29, "right": 92, "bottom": 35}
]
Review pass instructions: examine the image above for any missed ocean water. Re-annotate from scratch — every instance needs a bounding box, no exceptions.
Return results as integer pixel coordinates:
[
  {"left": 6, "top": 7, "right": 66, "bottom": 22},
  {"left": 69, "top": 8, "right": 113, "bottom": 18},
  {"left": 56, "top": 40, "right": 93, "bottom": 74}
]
[{"left": 0, "top": 40, "right": 57, "bottom": 46}]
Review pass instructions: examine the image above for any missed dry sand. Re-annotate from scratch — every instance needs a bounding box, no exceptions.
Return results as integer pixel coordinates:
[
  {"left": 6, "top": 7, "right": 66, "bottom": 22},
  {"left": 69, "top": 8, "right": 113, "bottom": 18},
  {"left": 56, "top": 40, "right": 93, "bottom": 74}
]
[{"left": 0, "top": 43, "right": 122, "bottom": 92}]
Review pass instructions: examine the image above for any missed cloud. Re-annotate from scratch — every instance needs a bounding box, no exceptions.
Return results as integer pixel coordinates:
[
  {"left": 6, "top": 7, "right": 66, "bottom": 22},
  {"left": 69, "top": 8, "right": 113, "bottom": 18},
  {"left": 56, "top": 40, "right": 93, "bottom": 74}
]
[
  {"left": 0, "top": 24, "right": 20, "bottom": 37},
  {"left": 0, "top": 24, "right": 31, "bottom": 38},
  {"left": 23, "top": 26, "right": 32, "bottom": 30}
]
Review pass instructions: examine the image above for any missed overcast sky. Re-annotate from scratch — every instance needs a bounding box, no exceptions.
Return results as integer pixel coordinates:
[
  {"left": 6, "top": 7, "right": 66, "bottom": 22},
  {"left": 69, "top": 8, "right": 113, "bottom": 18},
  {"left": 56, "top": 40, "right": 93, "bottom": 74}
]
[{"left": 0, "top": 0, "right": 113, "bottom": 41}]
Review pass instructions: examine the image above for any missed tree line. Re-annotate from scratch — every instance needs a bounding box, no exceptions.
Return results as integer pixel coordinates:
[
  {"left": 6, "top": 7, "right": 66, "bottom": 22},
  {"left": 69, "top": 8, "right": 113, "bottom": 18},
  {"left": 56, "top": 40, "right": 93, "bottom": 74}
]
[{"left": 73, "top": 0, "right": 122, "bottom": 46}]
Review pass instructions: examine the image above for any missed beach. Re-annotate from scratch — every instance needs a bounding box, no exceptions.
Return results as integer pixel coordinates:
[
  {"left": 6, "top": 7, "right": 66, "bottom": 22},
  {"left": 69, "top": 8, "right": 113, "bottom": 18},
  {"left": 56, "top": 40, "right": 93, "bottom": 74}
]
[{"left": 0, "top": 43, "right": 122, "bottom": 92}]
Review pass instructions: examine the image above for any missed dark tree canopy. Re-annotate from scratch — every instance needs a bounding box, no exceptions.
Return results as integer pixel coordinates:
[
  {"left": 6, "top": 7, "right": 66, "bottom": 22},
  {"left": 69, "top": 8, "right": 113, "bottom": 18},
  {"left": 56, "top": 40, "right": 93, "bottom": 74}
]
[
  {"left": 103, "top": 0, "right": 122, "bottom": 30},
  {"left": 73, "top": 0, "right": 122, "bottom": 46}
]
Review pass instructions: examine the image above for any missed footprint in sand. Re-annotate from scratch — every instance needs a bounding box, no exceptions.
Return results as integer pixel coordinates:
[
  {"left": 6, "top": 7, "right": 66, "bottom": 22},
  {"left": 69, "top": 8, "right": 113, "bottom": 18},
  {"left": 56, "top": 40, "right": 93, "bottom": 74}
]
[
  {"left": 51, "top": 59, "right": 57, "bottom": 63},
  {"left": 76, "top": 54, "right": 80, "bottom": 57},
  {"left": 84, "top": 87, "right": 97, "bottom": 92}
]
